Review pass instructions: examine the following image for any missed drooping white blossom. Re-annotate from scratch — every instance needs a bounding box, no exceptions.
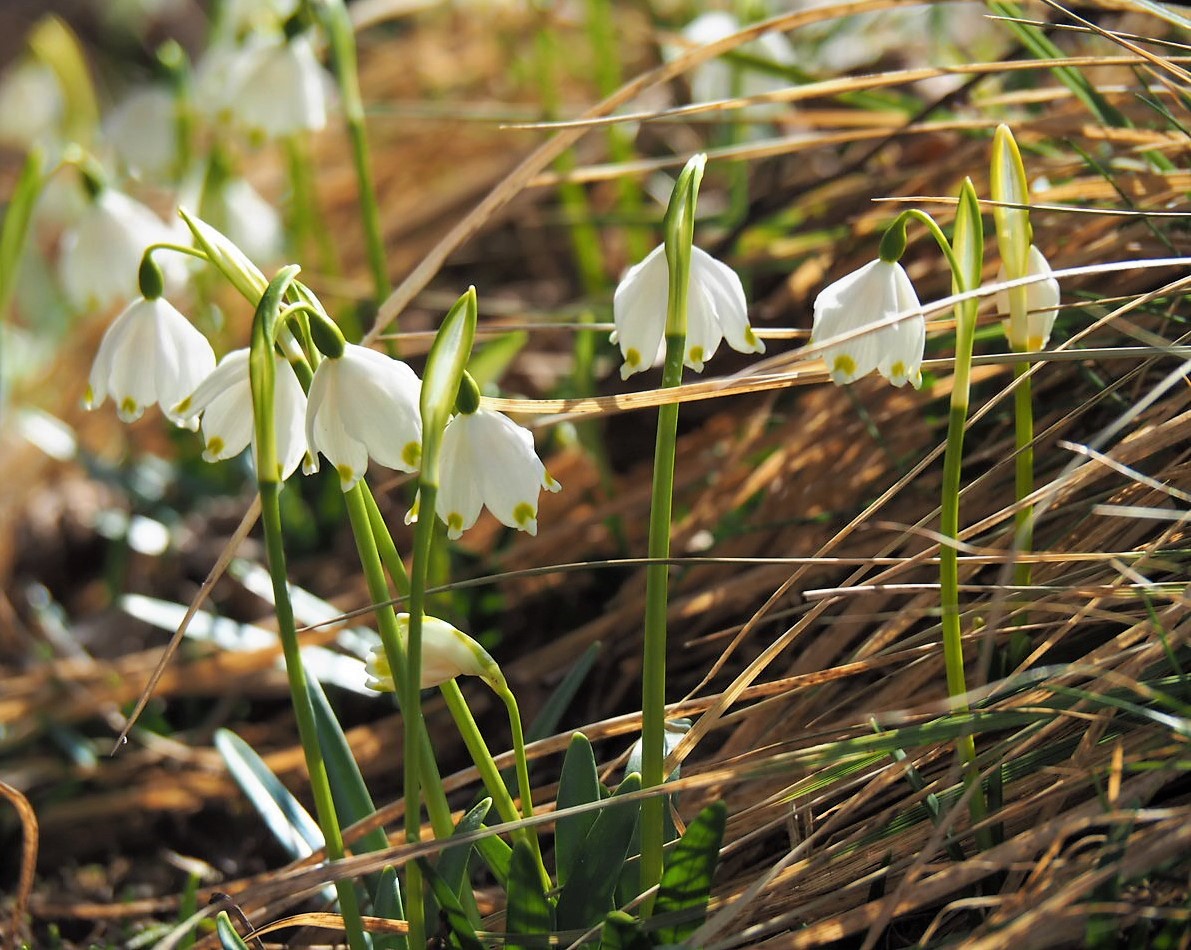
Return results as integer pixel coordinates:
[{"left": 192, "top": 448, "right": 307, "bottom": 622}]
[
  {"left": 173, "top": 348, "right": 308, "bottom": 479},
  {"left": 59, "top": 187, "right": 184, "bottom": 311},
  {"left": 996, "top": 244, "right": 1060, "bottom": 352},
  {"left": 304, "top": 343, "right": 422, "bottom": 490},
  {"left": 365, "top": 613, "right": 500, "bottom": 691},
  {"left": 104, "top": 86, "right": 179, "bottom": 180},
  {"left": 86, "top": 295, "right": 215, "bottom": 426},
  {"left": 225, "top": 32, "right": 329, "bottom": 138},
  {"left": 811, "top": 258, "right": 925, "bottom": 388},
  {"left": 428, "top": 408, "right": 560, "bottom": 540},
  {"left": 612, "top": 243, "right": 764, "bottom": 380}
]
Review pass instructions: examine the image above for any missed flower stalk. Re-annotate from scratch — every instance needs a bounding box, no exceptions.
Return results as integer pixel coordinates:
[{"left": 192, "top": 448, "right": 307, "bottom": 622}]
[
  {"left": 640, "top": 153, "right": 705, "bottom": 905},
  {"left": 249, "top": 264, "right": 368, "bottom": 950}
]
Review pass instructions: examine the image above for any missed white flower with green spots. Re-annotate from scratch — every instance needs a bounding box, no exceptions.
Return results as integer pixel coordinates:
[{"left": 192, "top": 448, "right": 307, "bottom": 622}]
[
  {"left": 430, "top": 408, "right": 560, "bottom": 540},
  {"left": 365, "top": 613, "right": 499, "bottom": 691},
  {"left": 173, "top": 348, "right": 308, "bottom": 480},
  {"left": 612, "top": 242, "right": 763, "bottom": 380},
  {"left": 304, "top": 343, "right": 422, "bottom": 490},
  {"left": 86, "top": 295, "right": 215, "bottom": 427},
  {"left": 811, "top": 258, "right": 925, "bottom": 388},
  {"left": 996, "top": 244, "right": 1060, "bottom": 352}
]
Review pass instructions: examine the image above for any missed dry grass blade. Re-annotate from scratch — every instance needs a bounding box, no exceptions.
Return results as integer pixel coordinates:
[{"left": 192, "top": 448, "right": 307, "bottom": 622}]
[{"left": 0, "top": 780, "right": 37, "bottom": 950}]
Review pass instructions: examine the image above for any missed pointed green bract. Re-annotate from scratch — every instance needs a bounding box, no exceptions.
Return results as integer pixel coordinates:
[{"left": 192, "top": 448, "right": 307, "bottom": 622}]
[
  {"left": 178, "top": 207, "right": 268, "bottom": 302},
  {"left": 420, "top": 286, "right": 478, "bottom": 481},
  {"left": 991, "top": 124, "right": 1031, "bottom": 278}
]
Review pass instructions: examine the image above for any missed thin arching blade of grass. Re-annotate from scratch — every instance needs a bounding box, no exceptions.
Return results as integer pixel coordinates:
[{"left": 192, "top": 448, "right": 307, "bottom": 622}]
[
  {"left": 878, "top": 726, "right": 967, "bottom": 863},
  {"left": 987, "top": 1, "right": 1127, "bottom": 128},
  {"left": 506, "top": 839, "right": 556, "bottom": 950},
  {"left": 215, "top": 911, "right": 253, "bottom": 950},
  {"left": 601, "top": 911, "right": 655, "bottom": 950},
  {"left": 372, "top": 867, "right": 407, "bottom": 950},
  {"left": 417, "top": 859, "right": 484, "bottom": 950},
  {"left": 651, "top": 800, "right": 727, "bottom": 945},
  {"left": 555, "top": 772, "right": 643, "bottom": 931},
  {"left": 555, "top": 732, "right": 603, "bottom": 889},
  {"left": 438, "top": 798, "right": 493, "bottom": 899},
  {"left": 213, "top": 729, "right": 324, "bottom": 859}
]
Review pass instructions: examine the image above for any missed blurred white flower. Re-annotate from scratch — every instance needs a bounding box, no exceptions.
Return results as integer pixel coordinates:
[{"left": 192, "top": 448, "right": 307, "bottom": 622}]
[
  {"left": 365, "top": 613, "right": 500, "bottom": 691},
  {"left": 304, "top": 343, "right": 422, "bottom": 490},
  {"left": 996, "top": 244, "right": 1060, "bottom": 352},
  {"left": 59, "top": 187, "right": 184, "bottom": 311},
  {"left": 104, "top": 86, "right": 179, "bottom": 180},
  {"left": 612, "top": 242, "right": 763, "bottom": 380},
  {"left": 667, "top": 12, "right": 796, "bottom": 119},
  {"left": 203, "top": 176, "right": 284, "bottom": 264},
  {"left": 86, "top": 295, "right": 215, "bottom": 426},
  {"left": 173, "top": 348, "right": 308, "bottom": 479},
  {"left": 0, "top": 58, "right": 64, "bottom": 149},
  {"left": 427, "top": 408, "right": 560, "bottom": 540},
  {"left": 811, "top": 259, "right": 924, "bottom": 388},
  {"left": 228, "top": 33, "right": 329, "bottom": 138}
]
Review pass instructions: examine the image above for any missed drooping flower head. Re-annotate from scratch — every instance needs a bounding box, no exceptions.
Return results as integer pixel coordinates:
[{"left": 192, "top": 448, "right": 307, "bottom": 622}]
[
  {"left": 173, "top": 348, "right": 308, "bottom": 479},
  {"left": 429, "top": 403, "right": 561, "bottom": 540},
  {"left": 304, "top": 342, "right": 422, "bottom": 490},
  {"left": 612, "top": 243, "right": 764, "bottom": 380},
  {"left": 995, "top": 244, "right": 1060, "bottom": 352},
  {"left": 365, "top": 613, "right": 501, "bottom": 691},
  {"left": 227, "top": 31, "right": 329, "bottom": 138},
  {"left": 86, "top": 290, "right": 215, "bottom": 427},
  {"left": 811, "top": 258, "right": 925, "bottom": 388},
  {"left": 59, "top": 183, "right": 185, "bottom": 311}
]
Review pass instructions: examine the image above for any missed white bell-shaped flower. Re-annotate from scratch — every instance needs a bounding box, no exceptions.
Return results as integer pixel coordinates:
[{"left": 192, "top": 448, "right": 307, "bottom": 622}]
[
  {"left": 228, "top": 32, "right": 328, "bottom": 138},
  {"left": 811, "top": 259, "right": 925, "bottom": 388},
  {"left": 0, "top": 58, "right": 64, "bottom": 149},
  {"left": 428, "top": 408, "right": 560, "bottom": 540},
  {"left": 59, "top": 188, "right": 184, "bottom": 311},
  {"left": 996, "top": 244, "right": 1060, "bottom": 352},
  {"left": 304, "top": 343, "right": 422, "bottom": 490},
  {"left": 104, "top": 86, "right": 179, "bottom": 181},
  {"left": 173, "top": 348, "right": 308, "bottom": 479},
  {"left": 202, "top": 176, "right": 284, "bottom": 265},
  {"left": 86, "top": 295, "right": 215, "bottom": 427},
  {"left": 612, "top": 243, "right": 764, "bottom": 380},
  {"left": 365, "top": 613, "right": 500, "bottom": 691}
]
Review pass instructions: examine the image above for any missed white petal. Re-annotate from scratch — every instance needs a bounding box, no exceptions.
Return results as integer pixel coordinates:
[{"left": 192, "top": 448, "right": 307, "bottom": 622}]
[
  {"left": 684, "top": 278, "right": 723, "bottom": 373},
  {"left": 471, "top": 410, "right": 547, "bottom": 533},
  {"left": 812, "top": 260, "right": 888, "bottom": 384},
  {"left": 437, "top": 416, "right": 484, "bottom": 540},
  {"left": 179, "top": 348, "right": 249, "bottom": 419},
  {"left": 307, "top": 360, "right": 369, "bottom": 488},
  {"left": 1024, "top": 245, "right": 1060, "bottom": 350},
  {"left": 153, "top": 299, "right": 216, "bottom": 426},
  {"left": 201, "top": 385, "right": 254, "bottom": 461},
  {"left": 273, "top": 356, "right": 309, "bottom": 480},
  {"left": 337, "top": 346, "right": 422, "bottom": 473},
  {"left": 877, "top": 264, "right": 925, "bottom": 388},
  {"left": 234, "top": 35, "right": 328, "bottom": 137},
  {"left": 613, "top": 244, "right": 669, "bottom": 379},
  {"left": 87, "top": 298, "right": 143, "bottom": 408},
  {"left": 108, "top": 304, "right": 161, "bottom": 421},
  {"left": 692, "top": 248, "right": 762, "bottom": 355}
]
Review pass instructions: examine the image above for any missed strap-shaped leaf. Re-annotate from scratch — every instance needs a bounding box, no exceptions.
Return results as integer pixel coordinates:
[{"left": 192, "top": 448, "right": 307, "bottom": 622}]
[
  {"left": 371, "top": 866, "right": 407, "bottom": 950},
  {"left": 652, "top": 800, "right": 726, "bottom": 944},
  {"left": 419, "top": 859, "right": 484, "bottom": 950},
  {"left": 215, "top": 911, "right": 252, "bottom": 950},
  {"left": 437, "top": 798, "right": 493, "bottom": 899},
  {"left": 473, "top": 826, "right": 513, "bottom": 889},
  {"left": 505, "top": 839, "right": 555, "bottom": 950},
  {"left": 555, "top": 773, "right": 642, "bottom": 931},
  {"left": 555, "top": 732, "right": 602, "bottom": 888}
]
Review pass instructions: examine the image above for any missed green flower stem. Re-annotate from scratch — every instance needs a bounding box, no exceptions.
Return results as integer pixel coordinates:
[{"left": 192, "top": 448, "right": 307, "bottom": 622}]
[
  {"left": 250, "top": 268, "right": 367, "bottom": 950},
  {"left": 439, "top": 680, "right": 550, "bottom": 890},
  {"left": 311, "top": 0, "right": 390, "bottom": 303},
  {"left": 283, "top": 134, "right": 337, "bottom": 275},
  {"left": 362, "top": 484, "right": 410, "bottom": 596},
  {"left": 341, "top": 485, "right": 454, "bottom": 837},
  {"left": 1010, "top": 359, "right": 1035, "bottom": 666},
  {"left": 934, "top": 183, "right": 992, "bottom": 850}
]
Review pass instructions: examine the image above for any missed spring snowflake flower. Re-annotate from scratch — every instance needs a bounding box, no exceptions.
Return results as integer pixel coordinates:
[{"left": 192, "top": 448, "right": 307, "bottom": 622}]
[
  {"left": 173, "top": 348, "right": 308, "bottom": 479},
  {"left": 304, "top": 343, "right": 422, "bottom": 490},
  {"left": 811, "top": 259, "right": 925, "bottom": 388},
  {"left": 996, "top": 244, "right": 1060, "bottom": 352},
  {"left": 104, "top": 86, "right": 179, "bottom": 181},
  {"left": 612, "top": 243, "right": 764, "bottom": 380},
  {"left": 86, "top": 295, "right": 216, "bottom": 427},
  {"left": 425, "top": 408, "right": 560, "bottom": 540},
  {"left": 227, "top": 32, "right": 329, "bottom": 138},
  {"left": 365, "top": 614, "right": 500, "bottom": 691},
  {"left": 59, "top": 187, "right": 184, "bottom": 311}
]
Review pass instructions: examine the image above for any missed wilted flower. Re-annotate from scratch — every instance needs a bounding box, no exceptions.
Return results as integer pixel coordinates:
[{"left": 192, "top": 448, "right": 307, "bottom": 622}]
[
  {"left": 811, "top": 258, "right": 925, "bottom": 388},
  {"left": 226, "top": 32, "right": 328, "bottom": 138},
  {"left": 59, "top": 186, "right": 184, "bottom": 311},
  {"left": 365, "top": 613, "right": 500, "bottom": 691},
  {"left": 996, "top": 244, "right": 1060, "bottom": 352},
  {"left": 86, "top": 295, "right": 215, "bottom": 426},
  {"left": 173, "top": 348, "right": 308, "bottom": 479},
  {"left": 304, "top": 343, "right": 422, "bottom": 490},
  {"left": 427, "top": 408, "right": 560, "bottom": 539},
  {"left": 612, "top": 243, "right": 764, "bottom": 380}
]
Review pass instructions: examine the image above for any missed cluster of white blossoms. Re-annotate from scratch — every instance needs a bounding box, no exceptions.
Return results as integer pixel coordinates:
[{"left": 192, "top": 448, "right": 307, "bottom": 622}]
[{"left": 87, "top": 280, "right": 561, "bottom": 539}]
